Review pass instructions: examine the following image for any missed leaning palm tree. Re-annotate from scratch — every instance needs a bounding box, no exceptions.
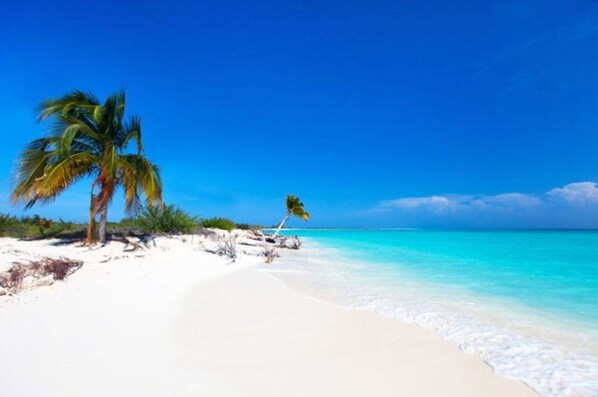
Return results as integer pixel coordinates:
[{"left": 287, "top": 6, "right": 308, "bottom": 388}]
[
  {"left": 271, "top": 194, "right": 310, "bottom": 239},
  {"left": 11, "top": 90, "right": 162, "bottom": 244}
]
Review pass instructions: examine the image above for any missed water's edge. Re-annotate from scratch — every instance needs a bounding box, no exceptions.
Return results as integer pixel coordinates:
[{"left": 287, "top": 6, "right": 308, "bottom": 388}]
[{"left": 261, "top": 236, "right": 598, "bottom": 397}]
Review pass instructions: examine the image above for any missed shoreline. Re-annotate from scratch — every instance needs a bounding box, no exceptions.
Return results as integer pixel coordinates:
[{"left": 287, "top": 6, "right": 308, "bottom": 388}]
[
  {"left": 177, "top": 267, "right": 536, "bottom": 397},
  {"left": 268, "top": 236, "right": 598, "bottom": 397},
  {"left": 0, "top": 235, "right": 537, "bottom": 396}
]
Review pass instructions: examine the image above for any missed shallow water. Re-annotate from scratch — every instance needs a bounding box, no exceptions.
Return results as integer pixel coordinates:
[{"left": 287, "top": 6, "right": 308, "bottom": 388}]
[{"left": 264, "top": 230, "right": 598, "bottom": 397}]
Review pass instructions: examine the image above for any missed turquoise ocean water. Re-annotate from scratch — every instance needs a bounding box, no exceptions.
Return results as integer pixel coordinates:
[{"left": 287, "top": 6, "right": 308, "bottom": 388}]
[{"left": 266, "top": 230, "right": 598, "bottom": 397}]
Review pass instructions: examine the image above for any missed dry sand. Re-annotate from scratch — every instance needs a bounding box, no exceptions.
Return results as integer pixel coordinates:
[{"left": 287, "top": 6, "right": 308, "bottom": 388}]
[{"left": 0, "top": 236, "right": 537, "bottom": 396}]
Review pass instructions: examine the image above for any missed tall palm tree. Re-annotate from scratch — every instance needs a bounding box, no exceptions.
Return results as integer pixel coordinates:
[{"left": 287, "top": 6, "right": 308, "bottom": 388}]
[
  {"left": 11, "top": 90, "right": 162, "bottom": 244},
  {"left": 271, "top": 194, "right": 310, "bottom": 239}
]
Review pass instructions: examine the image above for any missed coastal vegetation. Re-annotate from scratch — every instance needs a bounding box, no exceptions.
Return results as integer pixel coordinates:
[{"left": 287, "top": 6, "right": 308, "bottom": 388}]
[
  {"left": 200, "top": 217, "right": 236, "bottom": 231},
  {"left": 235, "top": 223, "right": 263, "bottom": 230},
  {"left": 134, "top": 204, "right": 199, "bottom": 235},
  {"left": 271, "top": 194, "right": 310, "bottom": 238},
  {"left": 0, "top": 210, "right": 263, "bottom": 239},
  {"left": 0, "top": 214, "right": 79, "bottom": 239},
  {"left": 11, "top": 90, "right": 163, "bottom": 245},
  {"left": 7, "top": 90, "right": 290, "bottom": 245}
]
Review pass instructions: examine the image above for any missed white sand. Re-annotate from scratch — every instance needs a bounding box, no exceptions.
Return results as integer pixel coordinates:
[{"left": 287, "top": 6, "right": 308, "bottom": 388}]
[{"left": 0, "top": 236, "right": 537, "bottom": 396}]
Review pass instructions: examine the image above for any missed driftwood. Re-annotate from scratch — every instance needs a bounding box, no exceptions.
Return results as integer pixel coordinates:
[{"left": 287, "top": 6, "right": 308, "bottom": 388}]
[
  {"left": 108, "top": 234, "right": 155, "bottom": 252},
  {"left": 262, "top": 244, "right": 279, "bottom": 264},
  {"left": 277, "top": 236, "right": 302, "bottom": 250}
]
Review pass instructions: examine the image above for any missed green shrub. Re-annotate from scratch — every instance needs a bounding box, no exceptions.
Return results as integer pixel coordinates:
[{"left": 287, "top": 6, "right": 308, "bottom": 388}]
[
  {"left": 0, "top": 214, "right": 42, "bottom": 238},
  {"left": 200, "top": 217, "right": 236, "bottom": 231},
  {"left": 107, "top": 217, "right": 138, "bottom": 235},
  {"left": 235, "top": 223, "right": 264, "bottom": 231},
  {"left": 0, "top": 214, "right": 18, "bottom": 236},
  {"left": 0, "top": 214, "right": 81, "bottom": 239},
  {"left": 39, "top": 219, "right": 77, "bottom": 238},
  {"left": 135, "top": 205, "right": 199, "bottom": 234}
]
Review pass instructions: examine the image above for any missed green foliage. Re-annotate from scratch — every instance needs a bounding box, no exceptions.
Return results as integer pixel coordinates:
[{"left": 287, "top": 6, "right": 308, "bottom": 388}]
[
  {"left": 108, "top": 217, "right": 137, "bottom": 231},
  {"left": 0, "top": 214, "right": 18, "bottom": 235},
  {"left": 200, "top": 217, "right": 236, "bottom": 231},
  {"left": 271, "top": 194, "right": 310, "bottom": 238},
  {"left": 0, "top": 213, "right": 81, "bottom": 239},
  {"left": 135, "top": 205, "right": 199, "bottom": 234},
  {"left": 235, "top": 223, "right": 264, "bottom": 231},
  {"left": 286, "top": 194, "right": 310, "bottom": 221},
  {"left": 0, "top": 210, "right": 251, "bottom": 239},
  {"left": 12, "top": 89, "right": 162, "bottom": 244}
]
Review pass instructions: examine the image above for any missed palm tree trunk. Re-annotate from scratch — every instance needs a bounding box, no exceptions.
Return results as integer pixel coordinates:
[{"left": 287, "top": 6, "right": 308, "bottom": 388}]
[
  {"left": 98, "top": 204, "right": 108, "bottom": 244},
  {"left": 271, "top": 213, "right": 290, "bottom": 239},
  {"left": 85, "top": 212, "right": 96, "bottom": 245},
  {"left": 85, "top": 193, "right": 99, "bottom": 245}
]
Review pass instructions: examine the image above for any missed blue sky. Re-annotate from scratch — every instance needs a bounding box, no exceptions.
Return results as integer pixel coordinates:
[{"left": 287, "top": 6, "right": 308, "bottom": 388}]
[{"left": 1, "top": 0, "right": 597, "bottom": 228}]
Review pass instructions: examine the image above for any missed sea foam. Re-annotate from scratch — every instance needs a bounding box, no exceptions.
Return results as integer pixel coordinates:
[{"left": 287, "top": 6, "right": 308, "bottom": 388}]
[{"left": 264, "top": 238, "right": 598, "bottom": 397}]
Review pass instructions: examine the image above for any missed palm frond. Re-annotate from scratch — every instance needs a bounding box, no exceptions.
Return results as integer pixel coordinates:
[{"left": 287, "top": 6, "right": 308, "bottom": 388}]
[
  {"left": 95, "top": 92, "right": 125, "bottom": 145},
  {"left": 14, "top": 89, "right": 160, "bottom": 237},
  {"left": 286, "top": 194, "right": 310, "bottom": 221},
  {"left": 35, "top": 152, "right": 97, "bottom": 196},
  {"left": 11, "top": 138, "right": 53, "bottom": 204},
  {"left": 117, "top": 154, "right": 162, "bottom": 215},
  {"left": 38, "top": 89, "right": 99, "bottom": 122},
  {"left": 92, "top": 105, "right": 104, "bottom": 124},
  {"left": 119, "top": 115, "right": 142, "bottom": 152},
  {"left": 286, "top": 195, "right": 302, "bottom": 211},
  {"left": 292, "top": 207, "right": 310, "bottom": 221}
]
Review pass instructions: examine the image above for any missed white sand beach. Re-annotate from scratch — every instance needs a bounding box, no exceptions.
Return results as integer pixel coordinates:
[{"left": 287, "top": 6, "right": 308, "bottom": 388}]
[{"left": 0, "top": 235, "right": 537, "bottom": 397}]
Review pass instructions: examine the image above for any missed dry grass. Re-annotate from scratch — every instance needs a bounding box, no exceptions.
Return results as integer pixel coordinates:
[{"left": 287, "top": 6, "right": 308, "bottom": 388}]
[
  {"left": 0, "top": 257, "right": 83, "bottom": 293},
  {"left": 42, "top": 257, "right": 83, "bottom": 280},
  {"left": 0, "top": 263, "right": 27, "bottom": 291},
  {"left": 216, "top": 237, "right": 238, "bottom": 262}
]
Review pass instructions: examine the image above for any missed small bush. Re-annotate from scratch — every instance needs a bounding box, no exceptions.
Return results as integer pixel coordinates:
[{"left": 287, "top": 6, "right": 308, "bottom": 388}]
[
  {"left": 200, "top": 217, "right": 236, "bottom": 231},
  {"left": 0, "top": 214, "right": 18, "bottom": 236},
  {"left": 216, "top": 237, "right": 238, "bottom": 261},
  {"left": 135, "top": 204, "right": 199, "bottom": 234},
  {"left": 0, "top": 214, "right": 79, "bottom": 239},
  {"left": 235, "top": 223, "right": 264, "bottom": 231}
]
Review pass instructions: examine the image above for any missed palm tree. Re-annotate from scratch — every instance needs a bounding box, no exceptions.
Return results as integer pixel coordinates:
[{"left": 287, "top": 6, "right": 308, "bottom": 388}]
[
  {"left": 11, "top": 90, "right": 162, "bottom": 244},
  {"left": 271, "top": 194, "right": 310, "bottom": 239}
]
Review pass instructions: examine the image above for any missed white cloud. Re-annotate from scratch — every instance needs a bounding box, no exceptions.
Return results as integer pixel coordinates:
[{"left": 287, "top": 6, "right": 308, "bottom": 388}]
[
  {"left": 482, "top": 193, "right": 541, "bottom": 207},
  {"left": 547, "top": 182, "right": 598, "bottom": 204},
  {"left": 382, "top": 195, "right": 453, "bottom": 209},
  {"left": 380, "top": 192, "right": 540, "bottom": 213},
  {"left": 377, "top": 181, "right": 598, "bottom": 216},
  {"left": 370, "top": 181, "right": 598, "bottom": 228}
]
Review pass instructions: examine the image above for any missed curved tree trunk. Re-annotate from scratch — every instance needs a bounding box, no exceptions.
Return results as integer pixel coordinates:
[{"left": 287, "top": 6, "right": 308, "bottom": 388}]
[
  {"left": 98, "top": 204, "right": 108, "bottom": 245},
  {"left": 271, "top": 213, "right": 290, "bottom": 239}
]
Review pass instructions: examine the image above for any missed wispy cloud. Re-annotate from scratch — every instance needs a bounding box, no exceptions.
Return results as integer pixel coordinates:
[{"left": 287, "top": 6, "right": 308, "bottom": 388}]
[
  {"left": 482, "top": 192, "right": 541, "bottom": 207},
  {"left": 380, "top": 191, "right": 541, "bottom": 212},
  {"left": 381, "top": 195, "right": 458, "bottom": 212},
  {"left": 373, "top": 182, "right": 598, "bottom": 228}
]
